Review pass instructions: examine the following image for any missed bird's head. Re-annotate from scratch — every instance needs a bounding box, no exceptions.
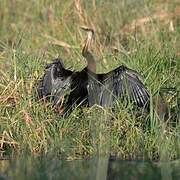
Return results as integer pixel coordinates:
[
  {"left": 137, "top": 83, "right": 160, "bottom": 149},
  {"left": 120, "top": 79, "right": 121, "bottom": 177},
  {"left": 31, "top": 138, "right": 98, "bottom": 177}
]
[{"left": 81, "top": 26, "right": 95, "bottom": 56}]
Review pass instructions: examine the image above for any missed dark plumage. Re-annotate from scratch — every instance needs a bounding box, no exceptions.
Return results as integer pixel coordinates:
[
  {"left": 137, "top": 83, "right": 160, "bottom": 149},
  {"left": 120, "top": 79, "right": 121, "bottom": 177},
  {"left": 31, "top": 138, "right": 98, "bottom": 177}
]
[
  {"left": 36, "top": 57, "right": 149, "bottom": 111},
  {"left": 37, "top": 59, "right": 88, "bottom": 111},
  {"left": 87, "top": 66, "right": 149, "bottom": 107}
]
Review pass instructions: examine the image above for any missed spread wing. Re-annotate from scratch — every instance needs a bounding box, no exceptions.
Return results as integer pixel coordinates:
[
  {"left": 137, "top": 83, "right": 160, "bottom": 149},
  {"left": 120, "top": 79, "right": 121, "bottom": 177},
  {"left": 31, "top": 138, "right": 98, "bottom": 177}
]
[
  {"left": 99, "top": 66, "right": 150, "bottom": 107},
  {"left": 36, "top": 59, "right": 73, "bottom": 105}
]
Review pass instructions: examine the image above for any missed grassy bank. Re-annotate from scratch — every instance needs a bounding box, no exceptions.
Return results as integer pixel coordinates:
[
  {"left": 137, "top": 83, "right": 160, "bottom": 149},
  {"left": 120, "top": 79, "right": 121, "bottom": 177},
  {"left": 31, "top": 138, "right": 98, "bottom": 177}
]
[{"left": 0, "top": 0, "right": 179, "bottom": 160}]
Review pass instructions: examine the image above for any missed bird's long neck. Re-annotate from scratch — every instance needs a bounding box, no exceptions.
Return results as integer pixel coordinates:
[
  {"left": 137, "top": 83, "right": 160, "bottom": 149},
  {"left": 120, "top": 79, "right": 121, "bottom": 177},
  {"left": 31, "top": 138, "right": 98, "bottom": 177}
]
[
  {"left": 82, "top": 30, "right": 97, "bottom": 73},
  {"left": 82, "top": 49, "right": 96, "bottom": 73}
]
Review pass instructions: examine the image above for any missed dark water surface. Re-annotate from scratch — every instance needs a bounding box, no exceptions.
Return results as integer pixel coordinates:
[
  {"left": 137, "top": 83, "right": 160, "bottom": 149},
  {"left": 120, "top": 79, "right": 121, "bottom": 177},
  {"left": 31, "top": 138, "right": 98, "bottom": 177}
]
[{"left": 0, "top": 156, "right": 180, "bottom": 180}]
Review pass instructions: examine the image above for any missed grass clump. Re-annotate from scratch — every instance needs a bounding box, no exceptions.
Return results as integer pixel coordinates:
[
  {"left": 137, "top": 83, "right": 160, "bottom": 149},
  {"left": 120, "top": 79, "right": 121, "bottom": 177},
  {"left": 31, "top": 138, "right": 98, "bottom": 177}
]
[{"left": 0, "top": 0, "right": 179, "bottom": 161}]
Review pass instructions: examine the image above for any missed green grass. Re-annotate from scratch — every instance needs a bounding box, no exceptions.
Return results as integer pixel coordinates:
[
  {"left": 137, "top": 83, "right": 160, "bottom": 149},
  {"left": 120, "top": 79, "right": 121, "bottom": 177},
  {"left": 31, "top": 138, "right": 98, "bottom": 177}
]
[{"left": 0, "top": 0, "right": 179, "bottom": 160}]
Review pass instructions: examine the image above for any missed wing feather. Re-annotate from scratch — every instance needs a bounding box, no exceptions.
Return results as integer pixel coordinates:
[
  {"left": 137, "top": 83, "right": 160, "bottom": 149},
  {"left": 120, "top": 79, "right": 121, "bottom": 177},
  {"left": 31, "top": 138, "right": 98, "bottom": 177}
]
[
  {"left": 127, "top": 77, "right": 145, "bottom": 106},
  {"left": 126, "top": 70, "right": 149, "bottom": 106},
  {"left": 101, "top": 66, "right": 149, "bottom": 107}
]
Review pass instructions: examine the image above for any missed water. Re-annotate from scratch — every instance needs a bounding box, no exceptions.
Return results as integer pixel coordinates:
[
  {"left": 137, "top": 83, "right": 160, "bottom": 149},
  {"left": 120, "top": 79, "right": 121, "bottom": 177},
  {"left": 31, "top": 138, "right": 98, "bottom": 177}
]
[{"left": 0, "top": 156, "right": 180, "bottom": 180}]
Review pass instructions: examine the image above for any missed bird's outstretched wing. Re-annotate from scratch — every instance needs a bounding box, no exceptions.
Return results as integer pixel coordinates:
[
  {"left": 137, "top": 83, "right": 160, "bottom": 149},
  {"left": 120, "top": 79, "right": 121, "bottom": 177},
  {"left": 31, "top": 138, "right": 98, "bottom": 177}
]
[
  {"left": 36, "top": 59, "right": 73, "bottom": 105},
  {"left": 100, "top": 66, "right": 150, "bottom": 107}
]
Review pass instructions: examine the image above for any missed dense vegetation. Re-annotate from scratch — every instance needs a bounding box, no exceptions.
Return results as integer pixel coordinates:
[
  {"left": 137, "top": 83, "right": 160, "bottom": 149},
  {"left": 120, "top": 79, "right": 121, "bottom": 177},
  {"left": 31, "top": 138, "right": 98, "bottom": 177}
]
[{"left": 0, "top": 0, "right": 179, "bottom": 160}]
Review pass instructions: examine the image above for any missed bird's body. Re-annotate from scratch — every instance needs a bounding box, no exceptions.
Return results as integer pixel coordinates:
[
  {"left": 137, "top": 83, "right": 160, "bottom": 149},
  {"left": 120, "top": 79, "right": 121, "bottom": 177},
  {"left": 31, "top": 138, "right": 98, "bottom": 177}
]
[
  {"left": 37, "top": 58, "right": 149, "bottom": 110},
  {"left": 36, "top": 27, "right": 150, "bottom": 112}
]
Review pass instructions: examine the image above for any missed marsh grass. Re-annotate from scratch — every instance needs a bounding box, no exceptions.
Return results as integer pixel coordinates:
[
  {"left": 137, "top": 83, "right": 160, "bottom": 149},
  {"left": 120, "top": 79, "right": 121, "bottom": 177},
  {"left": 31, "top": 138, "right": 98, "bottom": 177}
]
[{"left": 0, "top": 0, "right": 179, "bottom": 160}]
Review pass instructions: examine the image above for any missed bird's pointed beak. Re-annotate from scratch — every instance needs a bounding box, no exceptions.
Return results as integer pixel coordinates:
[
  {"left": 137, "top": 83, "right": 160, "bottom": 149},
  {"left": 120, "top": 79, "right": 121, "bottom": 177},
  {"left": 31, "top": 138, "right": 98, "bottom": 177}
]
[{"left": 80, "top": 26, "right": 94, "bottom": 34}]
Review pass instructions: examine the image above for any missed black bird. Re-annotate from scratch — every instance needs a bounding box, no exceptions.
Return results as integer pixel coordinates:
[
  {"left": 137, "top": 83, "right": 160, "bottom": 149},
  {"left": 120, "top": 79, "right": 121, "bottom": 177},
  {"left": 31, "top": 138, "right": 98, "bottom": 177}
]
[
  {"left": 36, "top": 27, "right": 149, "bottom": 112},
  {"left": 81, "top": 26, "right": 149, "bottom": 107}
]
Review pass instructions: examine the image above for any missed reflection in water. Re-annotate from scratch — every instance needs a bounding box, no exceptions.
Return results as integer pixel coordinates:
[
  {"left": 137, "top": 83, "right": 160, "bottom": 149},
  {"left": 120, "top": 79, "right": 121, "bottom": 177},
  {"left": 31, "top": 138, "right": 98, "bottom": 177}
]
[{"left": 0, "top": 156, "right": 180, "bottom": 180}]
